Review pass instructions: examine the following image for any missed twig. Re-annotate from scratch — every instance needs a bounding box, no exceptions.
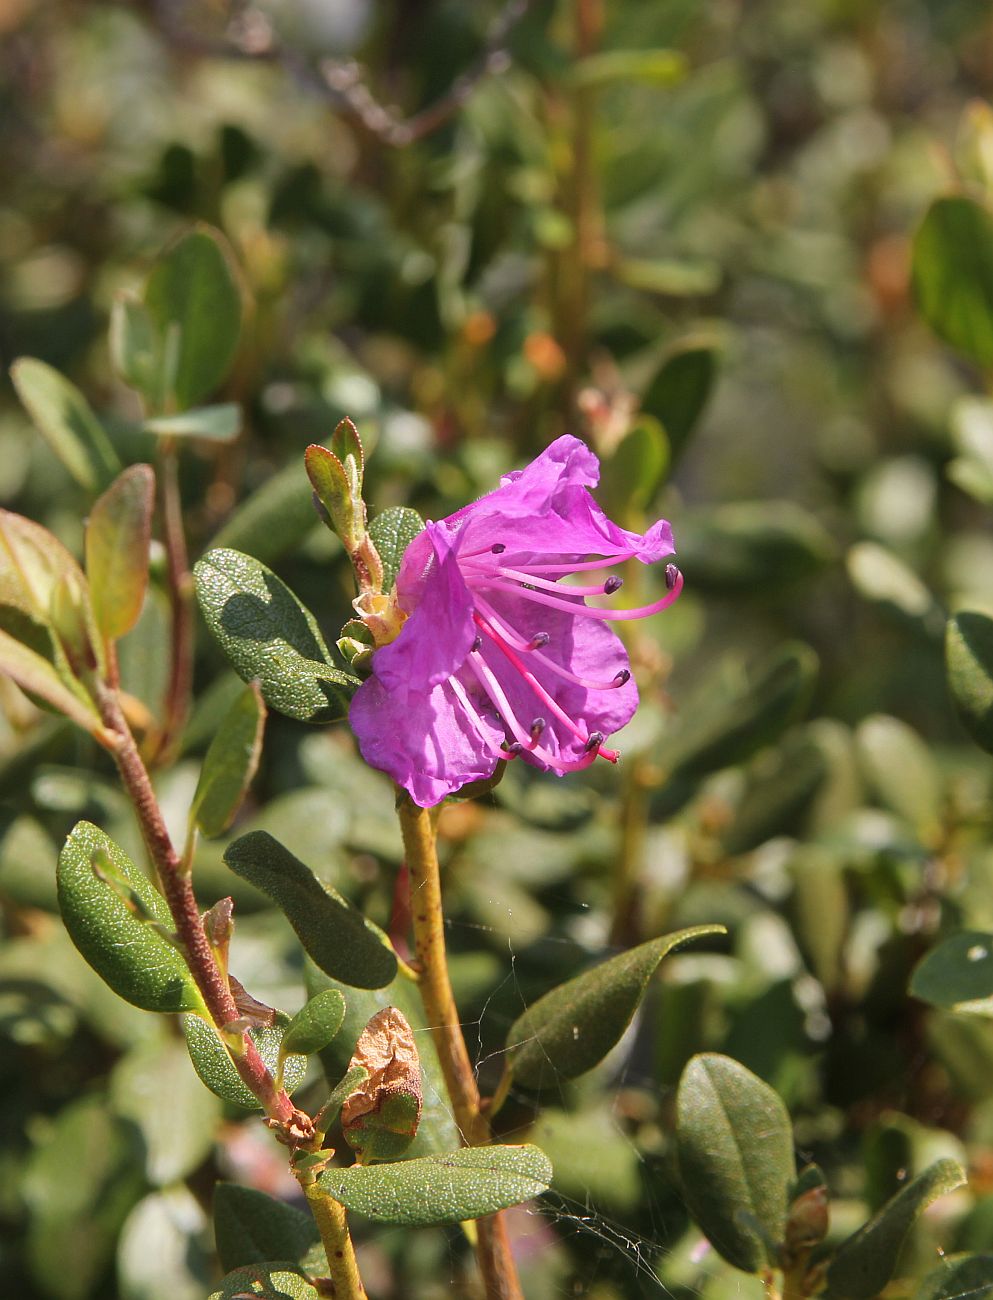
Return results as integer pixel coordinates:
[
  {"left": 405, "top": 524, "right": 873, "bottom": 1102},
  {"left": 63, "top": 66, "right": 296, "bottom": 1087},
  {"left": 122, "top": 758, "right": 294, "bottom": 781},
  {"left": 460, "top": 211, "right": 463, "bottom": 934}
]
[
  {"left": 150, "top": 0, "right": 533, "bottom": 149},
  {"left": 96, "top": 679, "right": 310, "bottom": 1136}
]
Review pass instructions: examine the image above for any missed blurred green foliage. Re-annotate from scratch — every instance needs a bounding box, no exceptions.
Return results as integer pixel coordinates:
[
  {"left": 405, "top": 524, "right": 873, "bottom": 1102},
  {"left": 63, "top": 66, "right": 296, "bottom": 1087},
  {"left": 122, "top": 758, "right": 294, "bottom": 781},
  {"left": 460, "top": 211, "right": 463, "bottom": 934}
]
[{"left": 6, "top": 0, "right": 993, "bottom": 1296}]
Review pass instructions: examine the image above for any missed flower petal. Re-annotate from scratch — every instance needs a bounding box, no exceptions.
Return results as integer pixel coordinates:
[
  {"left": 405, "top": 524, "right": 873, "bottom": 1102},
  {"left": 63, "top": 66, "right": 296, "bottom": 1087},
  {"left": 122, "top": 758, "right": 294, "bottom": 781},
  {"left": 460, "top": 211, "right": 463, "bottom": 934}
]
[
  {"left": 378, "top": 521, "right": 475, "bottom": 693},
  {"left": 349, "top": 675, "right": 498, "bottom": 807}
]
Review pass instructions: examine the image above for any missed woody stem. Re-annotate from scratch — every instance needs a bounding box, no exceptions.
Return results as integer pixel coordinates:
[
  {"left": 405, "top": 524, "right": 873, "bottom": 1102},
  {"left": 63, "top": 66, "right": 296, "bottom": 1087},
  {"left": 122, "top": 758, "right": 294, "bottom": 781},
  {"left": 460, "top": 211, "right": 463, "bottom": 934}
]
[
  {"left": 95, "top": 680, "right": 300, "bottom": 1128},
  {"left": 396, "top": 793, "right": 524, "bottom": 1300}
]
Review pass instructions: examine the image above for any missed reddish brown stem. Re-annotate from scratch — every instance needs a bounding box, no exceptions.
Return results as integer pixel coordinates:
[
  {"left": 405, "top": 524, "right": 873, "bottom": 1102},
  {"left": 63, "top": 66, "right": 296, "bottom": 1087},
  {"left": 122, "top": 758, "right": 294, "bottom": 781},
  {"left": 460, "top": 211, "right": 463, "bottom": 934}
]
[
  {"left": 155, "top": 446, "right": 194, "bottom": 764},
  {"left": 96, "top": 681, "right": 301, "bottom": 1129}
]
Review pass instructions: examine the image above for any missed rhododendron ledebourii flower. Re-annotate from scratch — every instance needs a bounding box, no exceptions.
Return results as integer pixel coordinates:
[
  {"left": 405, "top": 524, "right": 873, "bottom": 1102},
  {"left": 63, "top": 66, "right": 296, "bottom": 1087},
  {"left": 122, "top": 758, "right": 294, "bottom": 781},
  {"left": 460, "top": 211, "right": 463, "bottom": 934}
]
[{"left": 349, "top": 435, "right": 681, "bottom": 807}]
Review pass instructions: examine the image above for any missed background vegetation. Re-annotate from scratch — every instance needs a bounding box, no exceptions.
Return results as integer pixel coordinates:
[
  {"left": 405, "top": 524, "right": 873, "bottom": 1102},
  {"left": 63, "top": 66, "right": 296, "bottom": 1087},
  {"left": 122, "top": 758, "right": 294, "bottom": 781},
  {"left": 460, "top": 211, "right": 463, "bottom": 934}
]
[{"left": 4, "top": 0, "right": 993, "bottom": 1296}]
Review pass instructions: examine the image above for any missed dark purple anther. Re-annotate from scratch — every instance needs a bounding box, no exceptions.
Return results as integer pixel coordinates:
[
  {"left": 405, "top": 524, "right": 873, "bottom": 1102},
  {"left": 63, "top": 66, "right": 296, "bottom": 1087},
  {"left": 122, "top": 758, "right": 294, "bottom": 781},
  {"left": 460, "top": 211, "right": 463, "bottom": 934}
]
[
  {"left": 612, "top": 669, "right": 631, "bottom": 687},
  {"left": 665, "top": 563, "right": 679, "bottom": 591},
  {"left": 505, "top": 741, "right": 524, "bottom": 755},
  {"left": 529, "top": 717, "right": 546, "bottom": 738},
  {"left": 491, "top": 543, "right": 507, "bottom": 553},
  {"left": 528, "top": 632, "right": 551, "bottom": 649},
  {"left": 603, "top": 576, "right": 623, "bottom": 594},
  {"left": 471, "top": 635, "right": 483, "bottom": 652},
  {"left": 584, "top": 731, "right": 605, "bottom": 753}
]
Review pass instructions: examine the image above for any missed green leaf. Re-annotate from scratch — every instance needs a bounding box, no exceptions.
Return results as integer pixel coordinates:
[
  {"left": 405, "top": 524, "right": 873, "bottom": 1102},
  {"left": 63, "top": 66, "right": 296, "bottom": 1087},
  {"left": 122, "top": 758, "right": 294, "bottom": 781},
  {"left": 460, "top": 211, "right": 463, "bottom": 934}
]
[
  {"left": 109, "top": 294, "right": 160, "bottom": 398},
  {"left": 57, "top": 821, "right": 205, "bottom": 1014},
  {"left": 947, "top": 611, "right": 993, "bottom": 754},
  {"left": 109, "top": 1036, "right": 222, "bottom": 1185},
  {"left": 191, "top": 681, "right": 266, "bottom": 837},
  {"left": 208, "top": 1265, "right": 318, "bottom": 1300},
  {"left": 948, "top": 397, "right": 993, "bottom": 505},
  {"left": 194, "top": 548, "right": 360, "bottom": 723},
  {"left": 144, "top": 403, "right": 241, "bottom": 442},
  {"left": 916, "top": 1254, "right": 993, "bottom": 1300},
  {"left": 320, "top": 1144, "right": 553, "bottom": 1225},
  {"left": 641, "top": 339, "right": 720, "bottom": 461},
  {"left": 677, "top": 502, "right": 836, "bottom": 593},
  {"left": 675, "top": 1053, "right": 795, "bottom": 1273},
  {"left": 213, "top": 1185, "right": 319, "bottom": 1274},
  {"left": 85, "top": 464, "right": 155, "bottom": 642},
  {"left": 330, "top": 416, "right": 364, "bottom": 488},
  {"left": 848, "top": 541, "right": 940, "bottom": 625},
  {"left": 10, "top": 357, "right": 120, "bottom": 491},
  {"left": 506, "top": 925, "right": 724, "bottom": 1089},
  {"left": 825, "top": 1159, "right": 967, "bottom": 1300},
  {"left": 305, "top": 443, "right": 358, "bottom": 544},
  {"left": 280, "top": 989, "right": 347, "bottom": 1057},
  {"left": 572, "top": 48, "right": 687, "bottom": 87},
  {"left": 24, "top": 1094, "right": 145, "bottom": 1300},
  {"left": 0, "top": 628, "right": 101, "bottom": 732},
  {"left": 912, "top": 195, "right": 993, "bottom": 366},
  {"left": 224, "top": 831, "right": 397, "bottom": 988},
  {"left": 616, "top": 256, "right": 722, "bottom": 296},
  {"left": 117, "top": 1186, "right": 211, "bottom": 1300},
  {"left": 368, "top": 506, "right": 426, "bottom": 591},
  {"left": 911, "top": 931, "right": 993, "bottom": 1016},
  {"left": 144, "top": 226, "right": 243, "bottom": 410},
  {"left": 856, "top": 714, "right": 943, "bottom": 842},
  {"left": 598, "top": 418, "right": 669, "bottom": 521},
  {"left": 667, "top": 644, "right": 819, "bottom": 779},
  {"left": 183, "top": 1012, "right": 308, "bottom": 1109}
]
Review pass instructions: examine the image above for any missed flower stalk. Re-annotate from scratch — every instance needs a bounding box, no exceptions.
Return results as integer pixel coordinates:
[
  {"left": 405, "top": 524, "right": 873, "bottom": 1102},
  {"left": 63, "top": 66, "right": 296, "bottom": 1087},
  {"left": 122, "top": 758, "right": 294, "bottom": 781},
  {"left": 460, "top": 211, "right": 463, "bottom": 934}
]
[
  {"left": 396, "top": 792, "right": 525, "bottom": 1300},
  {"left": 303, "top": 1183, "right": 367, "bottom": 1300}
]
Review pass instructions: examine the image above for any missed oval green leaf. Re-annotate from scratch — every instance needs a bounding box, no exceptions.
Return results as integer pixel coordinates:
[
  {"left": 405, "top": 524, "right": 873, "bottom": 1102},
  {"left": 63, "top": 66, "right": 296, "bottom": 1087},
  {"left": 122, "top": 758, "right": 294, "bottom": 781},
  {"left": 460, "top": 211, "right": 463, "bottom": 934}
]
[
  {"left": 0, "top": 628, "right": 101, "bottom": 734},
  {"left": 856, "top": 714, "right": 942, "bottom": 842},
  {"left": 145, "top": 403, "right": 241, "bottom": 442},
  {"left": 676, "top": 502, "right": 836, "bottom": 593},
  {"left": 825, "top": 1158, "right": 967, "bottom": 1300},
  {"left": 194, "top": 548, "right": 360, "bottom": 723},
  {"left": 641, "top": 338, "right": 720, "bottom": 461},
  {"left": 213, "top": 1184, "right": 319, "bottom": 1273},
  {"left": 675, "top": 1052, "right": 795, "bottom": 1273},
  {"left": 10, "top": 357, "right": 120, "bottom": 491},
  {"left": 910, "top": 931, "right": 993, "bottom": 1016},
  {"left": 183, "top": 1012, "right": 307, "bottom": 1110},
  {"left": 506, "top": 925, "right": 724, "bottom": 1090},
  {"left": 224, "top": 831, "right": 397, "bottom": 989},
  {"left": 85, "top": 464, "right": 155, "bottom": 642},
  {"left": 280, "top": 989, "right": 347, "bottom": 1057},
  {"left": 319, "top": 1144, "right": 552, "bottom": 1226},
  {"left": 368, "top": 506, "right": 426, "bottom": 591},
  {"left": 667, "top": 644, "right": 819, "bottom": 779},
  {"left": 208, "top": 1265, "right": 318, "bottom": 1300},
  {"left": 912, "top": 195, "right": 993, "bottom": 366},
  {"left": 57, "top": 821, "right": 205, "bottom": 1014},
  {"left": 947, "top": 611, "right": 993, "bottom": 754},
  {"left": 191, "top": 680, "right": 266, "bottom": 837},
  {"left": 916, "top": 1254, "right": 993, "bottom": 1300},
  {"left": 144, "top": 226, "right": 243, "bottom": 411}
]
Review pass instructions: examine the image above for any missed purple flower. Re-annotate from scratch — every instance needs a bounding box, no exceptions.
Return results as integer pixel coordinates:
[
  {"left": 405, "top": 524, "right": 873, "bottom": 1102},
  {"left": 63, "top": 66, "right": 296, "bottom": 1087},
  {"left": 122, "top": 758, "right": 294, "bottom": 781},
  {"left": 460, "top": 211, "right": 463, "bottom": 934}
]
[{"left": 349, "top": 435, "right": 681, "bottom": 807}]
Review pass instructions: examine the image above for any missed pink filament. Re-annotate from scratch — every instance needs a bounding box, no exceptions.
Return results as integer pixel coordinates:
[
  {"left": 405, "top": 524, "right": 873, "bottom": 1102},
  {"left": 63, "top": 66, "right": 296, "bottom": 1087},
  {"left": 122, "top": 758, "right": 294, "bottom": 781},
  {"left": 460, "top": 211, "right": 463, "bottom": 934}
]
[{"left": 467, "top": 571, "right": 683, "bottom": 621}]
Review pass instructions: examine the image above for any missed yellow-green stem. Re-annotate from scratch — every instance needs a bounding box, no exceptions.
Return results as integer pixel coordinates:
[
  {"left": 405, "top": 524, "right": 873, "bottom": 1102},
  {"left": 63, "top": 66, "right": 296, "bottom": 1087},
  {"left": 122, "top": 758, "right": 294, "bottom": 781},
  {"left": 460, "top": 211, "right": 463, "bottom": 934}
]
[
  {"left": 396, "top": 794, "right": 525, "bottom": 1300},
  {"left": 304, "top": 1185, "right": 367, "bottom": 1299}
]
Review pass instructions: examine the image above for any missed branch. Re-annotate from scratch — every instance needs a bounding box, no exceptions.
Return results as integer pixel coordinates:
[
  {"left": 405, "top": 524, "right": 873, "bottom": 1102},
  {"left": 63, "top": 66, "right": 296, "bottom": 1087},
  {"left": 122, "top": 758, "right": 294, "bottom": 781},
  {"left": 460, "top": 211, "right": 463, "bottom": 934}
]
[{"left": 150, "top": 0, "right": 533, "bottom": 148}]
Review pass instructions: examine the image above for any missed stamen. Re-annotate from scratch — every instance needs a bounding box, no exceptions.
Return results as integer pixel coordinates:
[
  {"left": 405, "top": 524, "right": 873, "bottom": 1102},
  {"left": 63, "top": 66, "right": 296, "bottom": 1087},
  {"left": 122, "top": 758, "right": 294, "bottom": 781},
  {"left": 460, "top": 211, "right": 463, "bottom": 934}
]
[
  {"left": 584, "top": 731, "right": 605, "bottom": 753},
  {"left": 528, "top": 632, "right": 550, "bottom": 649},
  {"left": 468, "top": 570, "right": 684, "bottom": 621},
  {"left": 465, "top": 649, "right": 607, "bottom": 772},
  {"left": 471, "top": 635, "right": 483, "bottom": 652},
  {"left": 665, "top": 563, "right": 679, "bottom": 590},
  {"left": 603, "top": 576, "right": 623, "bottom": 594},
  {"left": 447, "top": 677, "right": 516, "bottom": 760},
  {"left": 491, "top": 543, "right": 506, "bottom": 554},
  {"left": 474, "top": 615, "right": 590, "bottom": 745},
  {"left": 529, "top": 717, "right": 547, "bottom": 746},
  {"left": 462, "top": 561, "right": 617, "bottom": 599},
  {"left": 472, "top": 596, "right": 641, "bottom": 692}
]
